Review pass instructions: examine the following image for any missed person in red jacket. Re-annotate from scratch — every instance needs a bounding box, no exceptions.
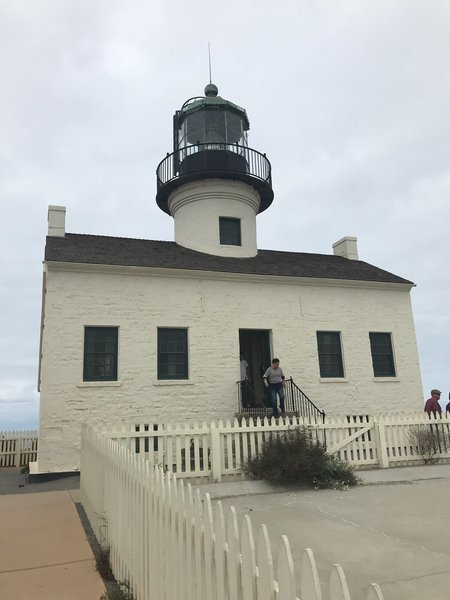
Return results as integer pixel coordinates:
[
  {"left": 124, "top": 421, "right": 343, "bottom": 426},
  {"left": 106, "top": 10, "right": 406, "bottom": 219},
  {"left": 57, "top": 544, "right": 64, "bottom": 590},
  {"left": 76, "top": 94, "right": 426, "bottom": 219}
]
[{"left": 424, "top": 389, "right": 442, "bottom": 416}]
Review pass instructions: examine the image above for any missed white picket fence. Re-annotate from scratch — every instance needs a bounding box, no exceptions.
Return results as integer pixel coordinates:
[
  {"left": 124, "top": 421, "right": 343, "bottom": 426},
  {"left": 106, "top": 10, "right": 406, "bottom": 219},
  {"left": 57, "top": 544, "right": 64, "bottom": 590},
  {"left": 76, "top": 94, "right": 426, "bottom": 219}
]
[
  {"left": 81, "top": 424, "right": 384, "bottom": 600},
  {"left": 0, "top": 430, "right": 38, "bottom": 467},
  {"left": 98, "top": 412, "right": 450, "bottom": 481}
]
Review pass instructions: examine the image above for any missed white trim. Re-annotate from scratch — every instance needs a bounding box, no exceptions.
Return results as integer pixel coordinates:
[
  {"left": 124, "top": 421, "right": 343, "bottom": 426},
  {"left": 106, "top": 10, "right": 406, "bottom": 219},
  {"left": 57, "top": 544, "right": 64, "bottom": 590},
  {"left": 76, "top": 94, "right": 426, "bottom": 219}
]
[
  {"left": 44, "top": 260, "right": 415, "bottom": 291},
  {"left": 153, "top": 380, "right": 194, "bottom": 386},
  {"left": 77, "top": 381, "right": 123, "bottom": 388}
]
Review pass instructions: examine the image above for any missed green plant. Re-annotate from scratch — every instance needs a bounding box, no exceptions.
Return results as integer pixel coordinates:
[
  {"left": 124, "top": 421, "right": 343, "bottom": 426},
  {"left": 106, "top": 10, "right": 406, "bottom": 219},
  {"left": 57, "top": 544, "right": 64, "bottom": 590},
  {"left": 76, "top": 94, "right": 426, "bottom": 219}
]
[
  {"left": 94, "top": 543, "right": 114, "bottom": 581},
  {"left": 245, "top": 427, "right": 359, "bottom": 489},
  {"left": 312, "top": 457, "right": 360, "bottom": 490},
  {"left": 100, "top": 580, "right": 135, "bottom": 600}
]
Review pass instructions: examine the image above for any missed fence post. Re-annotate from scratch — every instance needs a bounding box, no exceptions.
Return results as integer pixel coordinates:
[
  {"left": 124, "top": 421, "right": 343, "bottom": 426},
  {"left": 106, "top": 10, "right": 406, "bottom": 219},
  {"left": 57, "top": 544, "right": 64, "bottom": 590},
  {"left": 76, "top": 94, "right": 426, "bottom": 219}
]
[
  {"left": 374, "top": 419, "right": 389, "bottom": 468},
  {"left": 210, "top": 422, "right": 222, "bottom": 482},
  {"left": 14, "top": 435, "right": 22, "bottom": 468}
]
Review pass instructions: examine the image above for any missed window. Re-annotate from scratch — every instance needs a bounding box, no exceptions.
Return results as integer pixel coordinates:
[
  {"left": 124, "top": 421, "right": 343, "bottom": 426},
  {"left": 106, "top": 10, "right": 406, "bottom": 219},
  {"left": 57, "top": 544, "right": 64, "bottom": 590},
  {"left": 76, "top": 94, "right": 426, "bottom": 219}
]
[
  {"left": 83, "top": 327, "right": 118, "bottom": 381},
  {"left": 369, "top": 333, "right": 396, "bottom": 377},
  {"left": 219, "top": 217, "right": 241, "bottom": 246},
  {"left": 316, "top": 331, "right": 344, "bottom": 378},
  {"left": 157, "top": 328, "right": 188, "bottom": 380}
]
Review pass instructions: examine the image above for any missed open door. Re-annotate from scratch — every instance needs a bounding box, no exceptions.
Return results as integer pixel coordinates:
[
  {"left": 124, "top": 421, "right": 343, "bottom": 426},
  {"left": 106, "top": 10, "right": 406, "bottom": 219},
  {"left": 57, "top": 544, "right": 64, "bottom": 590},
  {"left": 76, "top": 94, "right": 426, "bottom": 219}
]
[{"left": 239, "top": 329, "right": 271, "bottom": 408}]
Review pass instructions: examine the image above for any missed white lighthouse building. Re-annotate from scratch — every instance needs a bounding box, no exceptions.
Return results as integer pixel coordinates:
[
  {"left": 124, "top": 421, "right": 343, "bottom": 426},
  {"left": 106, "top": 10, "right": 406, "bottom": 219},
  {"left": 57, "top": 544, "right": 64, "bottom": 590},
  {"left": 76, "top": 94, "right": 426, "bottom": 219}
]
[{"left": 36, "top": 84, "right": 423, "bottom": 474}]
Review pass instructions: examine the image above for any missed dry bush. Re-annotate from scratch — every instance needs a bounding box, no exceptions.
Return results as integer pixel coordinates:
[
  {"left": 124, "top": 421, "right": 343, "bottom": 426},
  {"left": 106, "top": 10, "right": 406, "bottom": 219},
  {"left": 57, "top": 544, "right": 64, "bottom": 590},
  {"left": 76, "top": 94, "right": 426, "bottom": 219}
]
[
  {"left": 245, "top": 427, "right": 359, "bottom": 489},
  {"left": 408, "top": 424, "right": 448, "bottom": 464}
]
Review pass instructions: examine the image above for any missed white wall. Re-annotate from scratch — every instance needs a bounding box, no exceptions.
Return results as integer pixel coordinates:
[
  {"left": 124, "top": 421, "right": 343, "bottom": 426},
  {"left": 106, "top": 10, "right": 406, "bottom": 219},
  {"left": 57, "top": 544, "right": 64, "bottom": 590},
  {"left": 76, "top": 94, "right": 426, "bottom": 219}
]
[
  {"left": 169, "top": 179, "right": 260, "bottom": 257},
  {"left": 38, "top": 264, "right": 423, "bottom": 472}
]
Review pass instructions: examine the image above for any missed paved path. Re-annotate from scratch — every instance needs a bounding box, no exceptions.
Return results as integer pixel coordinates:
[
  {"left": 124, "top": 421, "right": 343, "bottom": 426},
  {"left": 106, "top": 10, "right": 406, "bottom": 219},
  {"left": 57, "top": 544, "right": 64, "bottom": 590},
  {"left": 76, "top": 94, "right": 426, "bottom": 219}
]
[
  {"left": 0, "top": 488, "right": 105, "bottom": 600},
  {"left": 197, "top": 465, "right": 450, "bottom": 600},
  {"left": 0, "top": 468, "right": 80, "bottom": 495}
]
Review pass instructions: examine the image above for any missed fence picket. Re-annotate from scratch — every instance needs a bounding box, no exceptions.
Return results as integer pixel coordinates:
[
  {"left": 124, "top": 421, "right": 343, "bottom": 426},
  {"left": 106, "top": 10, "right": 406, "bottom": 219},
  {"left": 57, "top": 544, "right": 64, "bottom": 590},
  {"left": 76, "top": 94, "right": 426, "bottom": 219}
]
[
  {"left": 203, "top": 493, "right": 214, "bottom": 600},
  {"left": 185, "top": 484, "right": 195, "bottom": 600},
  {"left": 329, "top": 564, "right": 352, "bottom": 600},
  {"left": 365, "top": 583, "right": 384, "bottom": 599},
  {"left": 300, "top": 548, "right": 323, "bottom": 600},
  {"left": 256, "top": 525, "right": 276, "bottom": 600},
  {"left": 241, "top": 515, "right": 257, "bottom": 599},
  {"left": 213, "top": 501, "right": 226, "bottom": 600},
  {"left": 275, "top": 536, "right": 297, "bottom": 599},
  {"left": 193, "top": 488, "right": 205, "bottom": 600},
  {"left": 226, "top": 506, "right": 241, "bottom": 600}
]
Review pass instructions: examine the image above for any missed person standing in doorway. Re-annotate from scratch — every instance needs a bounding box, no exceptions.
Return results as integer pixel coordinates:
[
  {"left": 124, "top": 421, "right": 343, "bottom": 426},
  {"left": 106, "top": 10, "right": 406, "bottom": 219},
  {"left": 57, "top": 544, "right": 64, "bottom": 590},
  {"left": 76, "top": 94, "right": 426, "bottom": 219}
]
[
  {"left": 263, "top": 358, "right": 286, "bottom": 417},
  {"left": 240, "top": 353, "right": 251, "bottom": 408},
  {"left": 240, "top": 354, "right": 249, "bottom": 381}
]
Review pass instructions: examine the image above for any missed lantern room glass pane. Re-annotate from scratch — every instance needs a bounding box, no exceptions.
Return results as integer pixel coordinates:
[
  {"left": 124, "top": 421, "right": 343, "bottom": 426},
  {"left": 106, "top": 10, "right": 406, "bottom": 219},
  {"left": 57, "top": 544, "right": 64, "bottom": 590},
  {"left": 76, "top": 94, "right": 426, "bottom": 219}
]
[
  {"left": 225, "top": 111, "right": 244, "bottom": 144},
  {"left": 205, "top": 111, "right": 226, "bottom": 142},
  {"left": 185, "top": 112, "right": 205, "bottom": 145},
  {"left": 181, "top": 109, "right": 246, "bottom": 147}
]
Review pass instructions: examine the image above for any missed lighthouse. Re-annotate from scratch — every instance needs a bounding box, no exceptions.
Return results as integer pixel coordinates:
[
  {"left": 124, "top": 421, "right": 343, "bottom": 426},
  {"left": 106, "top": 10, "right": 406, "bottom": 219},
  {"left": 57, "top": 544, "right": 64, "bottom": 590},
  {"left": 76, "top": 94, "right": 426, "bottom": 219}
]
[{"left": 156, "top": 83, "right": 273, "bottom": 257}]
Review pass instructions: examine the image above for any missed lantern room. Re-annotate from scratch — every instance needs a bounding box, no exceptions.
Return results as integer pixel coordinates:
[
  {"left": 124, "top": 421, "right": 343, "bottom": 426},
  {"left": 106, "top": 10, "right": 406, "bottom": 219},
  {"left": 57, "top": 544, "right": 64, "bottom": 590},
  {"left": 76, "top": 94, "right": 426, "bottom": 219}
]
[
  {"left": 175, "top": 83, "right": 249, "bottom": 149},
  {"left": 156, "top": 84, "right": 273, "bottom": 216}
]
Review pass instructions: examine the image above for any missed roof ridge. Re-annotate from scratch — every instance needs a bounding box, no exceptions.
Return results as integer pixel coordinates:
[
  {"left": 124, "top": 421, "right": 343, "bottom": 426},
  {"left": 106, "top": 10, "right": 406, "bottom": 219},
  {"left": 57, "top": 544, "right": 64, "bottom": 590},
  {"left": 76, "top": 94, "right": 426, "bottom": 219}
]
[{"left": 64, "top": 233, "right": 341, "bottom": 259}]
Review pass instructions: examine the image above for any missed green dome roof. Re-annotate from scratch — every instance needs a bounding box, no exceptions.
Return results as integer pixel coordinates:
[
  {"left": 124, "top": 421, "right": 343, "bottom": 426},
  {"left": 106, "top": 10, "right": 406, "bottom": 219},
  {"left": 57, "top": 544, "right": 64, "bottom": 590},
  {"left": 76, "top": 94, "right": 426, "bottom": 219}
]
[{"left": 178, "top": 83, "right": 250, "bottom": 130}]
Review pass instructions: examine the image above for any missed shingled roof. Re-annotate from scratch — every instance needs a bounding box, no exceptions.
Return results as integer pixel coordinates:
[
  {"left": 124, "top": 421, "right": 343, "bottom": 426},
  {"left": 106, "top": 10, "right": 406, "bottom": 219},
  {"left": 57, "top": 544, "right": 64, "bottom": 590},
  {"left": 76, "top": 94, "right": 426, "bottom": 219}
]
[{"left": 44, "top": 233, "right": 413, "bottom": 285}]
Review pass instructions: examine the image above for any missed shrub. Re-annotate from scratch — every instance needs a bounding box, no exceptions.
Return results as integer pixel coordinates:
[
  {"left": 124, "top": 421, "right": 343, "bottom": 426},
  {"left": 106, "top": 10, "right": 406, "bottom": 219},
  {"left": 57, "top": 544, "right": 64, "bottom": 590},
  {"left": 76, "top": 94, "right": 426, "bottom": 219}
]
[
  {"left": 245, "top": 427, "right": 359, "bottom": 489},
  {"left": 94, "top": 544, "right": 114, "bottom": 581},
  {"left": 408, "top": 424, "right": 448, "bottom": 464},
  {"left": 100, "top": 581, "right": 135, "bottom": 600}
]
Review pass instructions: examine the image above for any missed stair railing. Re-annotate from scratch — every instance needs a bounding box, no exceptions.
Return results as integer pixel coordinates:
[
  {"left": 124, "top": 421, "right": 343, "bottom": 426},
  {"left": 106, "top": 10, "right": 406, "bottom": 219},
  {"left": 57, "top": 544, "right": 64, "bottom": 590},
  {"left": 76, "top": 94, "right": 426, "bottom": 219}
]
[{"left": 236, "top": 377, "right": 325, "bottom": 423}]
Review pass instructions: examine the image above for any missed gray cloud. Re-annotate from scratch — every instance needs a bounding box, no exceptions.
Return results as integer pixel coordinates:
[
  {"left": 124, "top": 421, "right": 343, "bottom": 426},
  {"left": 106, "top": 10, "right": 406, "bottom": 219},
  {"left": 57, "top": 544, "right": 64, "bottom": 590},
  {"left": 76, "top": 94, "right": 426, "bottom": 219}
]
[{"left": 1, "top": 1, "right": 449, "bottom": 428}]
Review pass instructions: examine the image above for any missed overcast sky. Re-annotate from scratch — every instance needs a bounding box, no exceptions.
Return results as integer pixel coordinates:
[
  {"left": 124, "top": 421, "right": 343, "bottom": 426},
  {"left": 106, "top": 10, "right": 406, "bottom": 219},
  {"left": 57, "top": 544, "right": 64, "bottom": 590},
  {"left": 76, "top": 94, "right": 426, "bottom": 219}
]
[{"left": 1, "top": 1, "right": 449, "bottom": 430}]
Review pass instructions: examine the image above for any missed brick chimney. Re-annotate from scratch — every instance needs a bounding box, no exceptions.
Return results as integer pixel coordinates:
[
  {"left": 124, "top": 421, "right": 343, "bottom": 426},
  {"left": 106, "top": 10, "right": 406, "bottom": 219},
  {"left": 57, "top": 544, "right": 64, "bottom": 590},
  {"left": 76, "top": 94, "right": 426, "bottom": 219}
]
[
  {"left": 47, "top": 205, "right": 66, "bottom": 237},
  {"left": 332, "top": 236, "right": 358, "bottom": 260}
]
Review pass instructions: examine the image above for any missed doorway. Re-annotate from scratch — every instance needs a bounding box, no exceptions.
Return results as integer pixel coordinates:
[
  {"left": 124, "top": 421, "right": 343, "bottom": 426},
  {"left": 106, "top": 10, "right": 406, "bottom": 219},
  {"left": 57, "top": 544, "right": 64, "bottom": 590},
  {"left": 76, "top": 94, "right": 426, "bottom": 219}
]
[{"left": 239, "top": 329, "right": 271, "bottom": 408}]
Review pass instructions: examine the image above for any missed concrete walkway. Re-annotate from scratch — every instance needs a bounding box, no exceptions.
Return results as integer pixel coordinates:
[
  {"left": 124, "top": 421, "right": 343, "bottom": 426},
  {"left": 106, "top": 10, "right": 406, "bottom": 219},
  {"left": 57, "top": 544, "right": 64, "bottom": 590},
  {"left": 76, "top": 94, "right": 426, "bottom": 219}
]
[
  {"left": 0, "top": 489, "right": 105, "bottom": 600},
  {"left": 197, "top": 464, "right": 450, "bottom": 600}
]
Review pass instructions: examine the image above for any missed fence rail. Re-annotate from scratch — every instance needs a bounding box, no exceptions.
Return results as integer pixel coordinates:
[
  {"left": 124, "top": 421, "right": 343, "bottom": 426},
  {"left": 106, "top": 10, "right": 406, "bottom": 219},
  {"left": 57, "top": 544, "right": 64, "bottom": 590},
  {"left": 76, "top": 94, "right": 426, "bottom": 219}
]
[
  {"left": 81, "top": 425, "right": 384, "bottom": 600},
  {"left": 0, "top": 430, "right": 38, "bottom": 467},
  {"left": 98, "top": 411, "right": 450, "bottom": 482}
]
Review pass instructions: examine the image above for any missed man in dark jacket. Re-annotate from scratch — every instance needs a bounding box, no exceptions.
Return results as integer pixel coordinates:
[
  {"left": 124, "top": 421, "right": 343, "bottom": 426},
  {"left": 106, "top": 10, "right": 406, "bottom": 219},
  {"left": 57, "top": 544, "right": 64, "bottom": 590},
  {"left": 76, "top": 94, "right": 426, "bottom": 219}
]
[{"left": 424, "top": 389, "right": 442, "bottom": 416}]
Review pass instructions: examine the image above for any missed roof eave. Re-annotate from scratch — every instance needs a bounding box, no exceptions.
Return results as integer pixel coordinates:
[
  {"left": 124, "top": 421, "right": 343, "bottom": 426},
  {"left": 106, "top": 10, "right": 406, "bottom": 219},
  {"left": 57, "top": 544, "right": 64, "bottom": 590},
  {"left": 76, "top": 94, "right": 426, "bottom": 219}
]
[{"left": 44, "top": 260, "right": 415, "bottom": 290}]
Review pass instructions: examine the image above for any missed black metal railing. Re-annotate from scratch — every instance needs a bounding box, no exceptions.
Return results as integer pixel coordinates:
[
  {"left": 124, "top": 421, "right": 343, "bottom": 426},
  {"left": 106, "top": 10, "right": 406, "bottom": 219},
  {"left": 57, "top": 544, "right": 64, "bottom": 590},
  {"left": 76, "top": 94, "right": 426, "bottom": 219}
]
[
  {"left": 236, "top": 377, "right": 326, "bottom": 423},
  {"left": 156, "top": 142, "right": 272, "bottom": 191}
]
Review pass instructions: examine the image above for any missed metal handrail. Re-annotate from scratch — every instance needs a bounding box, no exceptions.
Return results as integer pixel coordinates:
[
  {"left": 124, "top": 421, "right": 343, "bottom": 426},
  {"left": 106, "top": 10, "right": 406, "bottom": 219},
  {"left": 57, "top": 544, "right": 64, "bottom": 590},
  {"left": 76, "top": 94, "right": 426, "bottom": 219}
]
[
  {"left": 156, "top": 142, "right": 272, "bottom": 190},
  {"left": 236, "top": 377, "right": 326, "bottom": 423},
  {"left": 284, "top": 378, "right": 326, "bottom": 423}
]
